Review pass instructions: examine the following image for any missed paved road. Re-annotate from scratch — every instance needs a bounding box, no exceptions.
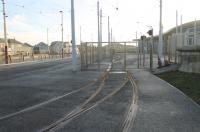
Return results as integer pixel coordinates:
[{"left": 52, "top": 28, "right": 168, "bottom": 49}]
[
  {"left": 0, "top": 59, "right": 106, "bottom": 131},
  {"left": 0, "top": 59, "right": 135, "bottom": 132}
]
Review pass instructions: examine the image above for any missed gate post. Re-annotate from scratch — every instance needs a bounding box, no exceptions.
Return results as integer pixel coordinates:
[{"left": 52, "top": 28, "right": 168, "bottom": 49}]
[{"left": 124, "top": 42, "right": 127, "bottom": 70}]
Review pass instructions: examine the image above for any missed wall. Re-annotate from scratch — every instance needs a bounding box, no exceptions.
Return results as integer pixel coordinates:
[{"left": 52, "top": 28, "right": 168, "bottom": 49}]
[{"left": 178, "top": 46, "right": 200, "bottom": 73}]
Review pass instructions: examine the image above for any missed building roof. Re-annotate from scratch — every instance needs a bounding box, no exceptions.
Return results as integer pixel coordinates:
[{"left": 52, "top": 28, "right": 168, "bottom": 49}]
[
  {"left": 8, "top": 39, "right": 23, "bottom": 44},
  {"left": 50, "top": 41, "right": 69, "bottom": 47},
  {"left": 23, "top": 43, "right": 33, "bottom": 47},
  {"left": 164, "top": 20, "right": 200, "bottom": 36},
  {"left": 50, "top": 41, "right": 61, "bottom": 46},
  {"left": 0, "top": 38, "right": 23, "bottom": 44},
  {"left": 148, "top": 20, "right": 200, "bottom": 39},
  {"left": 35, "top": 42, "right": 48, "bottom": 47},
  {"left": 0, "top": 38, "right": 4, "bottom": 43}
]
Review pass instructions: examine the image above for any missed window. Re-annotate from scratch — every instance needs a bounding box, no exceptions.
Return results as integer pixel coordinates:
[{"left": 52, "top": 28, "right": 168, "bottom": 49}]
[{"left": 187, "top": 37, "right": 194, "bottom": 45}]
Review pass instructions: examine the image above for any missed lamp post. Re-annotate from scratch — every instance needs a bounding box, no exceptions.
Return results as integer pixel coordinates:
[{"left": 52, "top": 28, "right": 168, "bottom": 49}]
[
  {"left": 71, "top": 0, "right": 77, "bottom": 71},
  {"left": 158, "top": 0, "right": 163, "bottom": 67},
  {"left": 2, "top": 0, "right": 8, "bottom": 64},
  {"left": 60, "top": 10, "right": 64, "bottom": 59}
]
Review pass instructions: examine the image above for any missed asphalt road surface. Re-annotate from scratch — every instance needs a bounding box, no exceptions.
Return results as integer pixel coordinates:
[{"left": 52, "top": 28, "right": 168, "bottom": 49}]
[{"left": 0, "top": 59, "right": 135, "bottom": 132}]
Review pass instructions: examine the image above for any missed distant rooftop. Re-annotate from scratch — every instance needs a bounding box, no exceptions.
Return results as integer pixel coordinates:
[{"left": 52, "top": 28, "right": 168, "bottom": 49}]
[
  {"left": 165, "top": 20, "right": 200, "bottom": 35},
  {"left": 0, "top": 38, "right": 23, "bottom": 44},
  {"left": 23, "top": 43, "right": 33, "bottom": 47}
]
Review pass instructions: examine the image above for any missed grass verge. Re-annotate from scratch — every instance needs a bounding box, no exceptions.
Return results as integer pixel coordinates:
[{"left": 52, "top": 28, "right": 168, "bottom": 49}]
[{"left": 157, "top": 71, "right": 200, "bottom": 105}]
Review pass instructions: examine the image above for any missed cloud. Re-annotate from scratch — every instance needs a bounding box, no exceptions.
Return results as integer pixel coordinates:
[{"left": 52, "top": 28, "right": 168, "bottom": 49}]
[
  {"left": 0, "top": 14, "right": 63, "bottom": 45},
  {"left": 3, "top": 0, "right": 200, "bottom": 44},
  {"left": 8, "top": 15, "right": 34, "bottom": 32},
  {"left": 0, "top": 15, "right": 45, "bottom": 44},
  {"left": 7, "top": 30, "right": 62, "bottom": 45}
]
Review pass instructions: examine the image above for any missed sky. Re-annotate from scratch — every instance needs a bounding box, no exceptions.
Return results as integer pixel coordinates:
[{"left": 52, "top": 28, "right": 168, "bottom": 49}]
[{"left": 0, "top": 0, "right": 200, "bottom": 45}]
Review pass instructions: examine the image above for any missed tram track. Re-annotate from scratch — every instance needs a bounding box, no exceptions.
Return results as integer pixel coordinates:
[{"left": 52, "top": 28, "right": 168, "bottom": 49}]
[
  {"left": 122, "top": 71, "right": 139, "bottom": 132},
  {"left": 0, "top": 56, "right": 139, "bottom": 132},
  {"left": 0, "top": 70, "right": 109, "bottom": 122},
  {"left": 0, "top": 70, "right": 113, "bottom": 132},
  {"left": 40, "top": 71, "right": 110, "bottom": 131},
  {"left": 40, "top": 72, "right": 138, "bottom": 132},
  {"left": 40, "top": 71, "right": 137, "bottom": 132}
]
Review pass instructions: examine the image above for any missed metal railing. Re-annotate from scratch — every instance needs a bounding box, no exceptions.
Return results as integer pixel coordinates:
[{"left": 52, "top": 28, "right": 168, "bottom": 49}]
[{"left": 0, "top": 53, "right": 71, "bottom": 65}]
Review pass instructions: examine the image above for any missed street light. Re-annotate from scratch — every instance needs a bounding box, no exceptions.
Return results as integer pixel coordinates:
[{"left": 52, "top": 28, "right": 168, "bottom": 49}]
[
  {"left": 59, "top": 10, "right": 64, "bottom": 59},
  {"left": 2, "top": 0, "right": 8, "bottom": 64}
]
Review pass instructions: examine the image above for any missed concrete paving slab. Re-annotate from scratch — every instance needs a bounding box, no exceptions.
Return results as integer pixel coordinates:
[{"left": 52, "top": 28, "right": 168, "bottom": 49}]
[{"left": 131, "top": 70, "right": 200, "bottom": 132}]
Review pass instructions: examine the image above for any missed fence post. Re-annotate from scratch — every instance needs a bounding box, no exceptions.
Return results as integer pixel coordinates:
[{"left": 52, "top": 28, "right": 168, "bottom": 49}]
[
  {"left": 9, "top": 55, "right": 12, "bottom": 63},
  {"left": 124, "top": 42, "right": 127, "bottom": 70},
  {"left": 32, "top": 54, "right": 34, "bottom": 61},
  {"left": 86, "top": 43, "right": 88, "bottom": 68},
  {"left": 90, "top": 43, "right": 92, "bottom": 64},
  {"left": 80, "top": 42, "right": 83, "bottom": 71}
]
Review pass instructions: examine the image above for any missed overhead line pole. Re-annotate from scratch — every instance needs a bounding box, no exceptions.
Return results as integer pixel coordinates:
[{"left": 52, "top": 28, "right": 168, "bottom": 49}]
[
  {"left": 2, "top": 0, "right": 8, "bottom": 64},
  {"left": 100, "top": 9, "right": 103, "bottom": 60},
  {"left": 71, "top": 0, "right": 77, "bottom": 72},
  {"left": 194, "top": 19, "right": 197, "bottom": 46},
  {"left": 108, "top": 16, "right": 111, "bottom": 60},
  {"left": 47, "top": 28, "right": 49, "bottom": 46},
  {"left": 175, "top": 10, "right": 178, "bottom": 63},
  {"left": 111, "top": 28, "right": 113, "bottom": 65},
  {"left": 47, "top": 28, "right": 50, "bottom": 54},
  {"left": 97, "top": 1, "right": 100, "bottom": 70},
  {"left": 158, "top": 0, "right": 163, "bottom": 67},
  {"left": 60, "top": 11, "right": 64, "bottom": 59},
  {"left": 80, "top": 26, "right": 82, "bottom": 43},
  {"left": 180, "top": 15, "right": 183, "bottom": 47},
  {"left": 136, "top": 31, "right": 139, "bottom": 69}
]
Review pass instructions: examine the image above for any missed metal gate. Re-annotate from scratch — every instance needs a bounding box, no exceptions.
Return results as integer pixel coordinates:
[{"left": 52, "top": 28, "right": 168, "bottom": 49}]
[{"left": 80, "top": 40, "right": 156, "bottom": 71}]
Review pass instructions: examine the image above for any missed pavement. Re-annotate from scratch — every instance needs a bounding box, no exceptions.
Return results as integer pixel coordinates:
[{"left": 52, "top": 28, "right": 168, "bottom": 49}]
[
  {"left": 131, "top": 69, "right": 200, "bottom": 132},
  {"left": 152, "top": 63, "right": 179, "bottom": 75},
  {"left": 0, "top": 57, "right": 70, "bottom": 69}
]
